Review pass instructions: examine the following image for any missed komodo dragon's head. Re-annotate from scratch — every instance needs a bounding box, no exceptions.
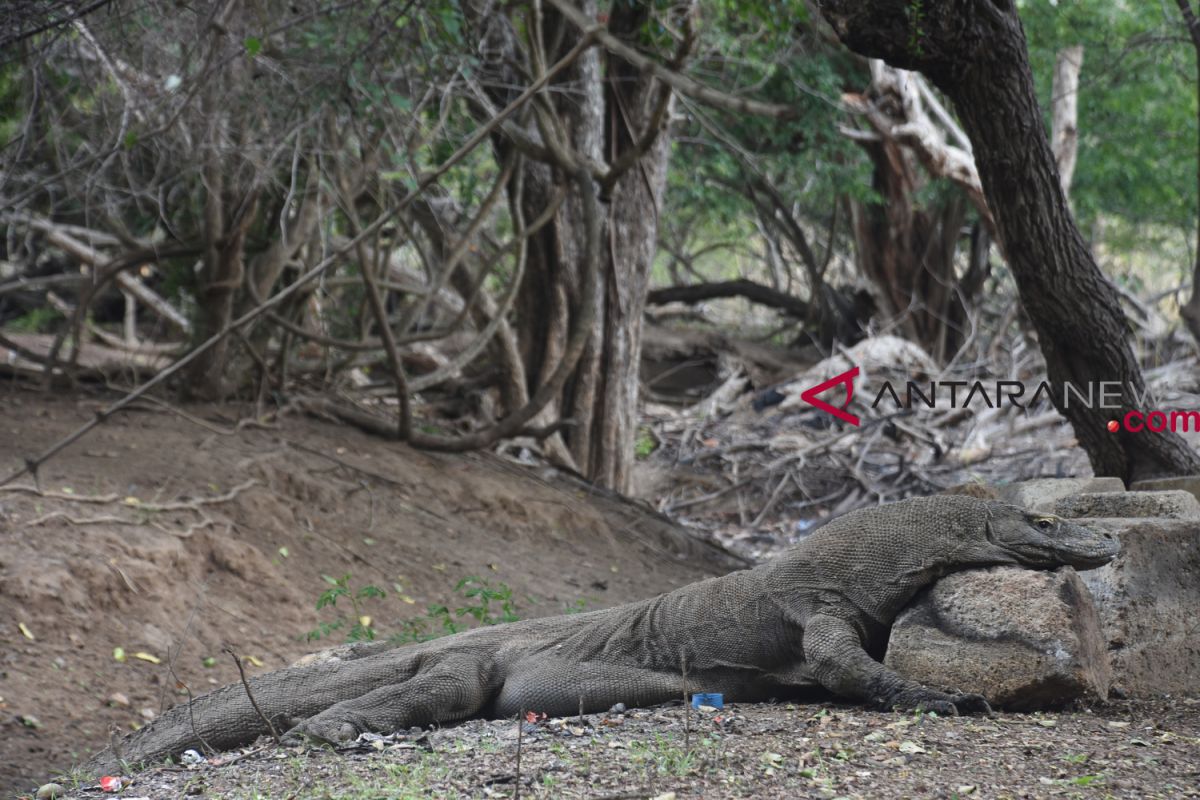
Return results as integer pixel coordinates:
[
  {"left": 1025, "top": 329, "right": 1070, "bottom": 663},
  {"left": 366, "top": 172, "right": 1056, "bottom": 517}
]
[{"left": 983, "top": 503, "right": 1119, "bottom": 570}]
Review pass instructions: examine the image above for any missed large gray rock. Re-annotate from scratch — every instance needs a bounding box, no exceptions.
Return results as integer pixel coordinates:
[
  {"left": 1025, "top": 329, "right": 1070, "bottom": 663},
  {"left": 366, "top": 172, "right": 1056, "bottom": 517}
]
[
  {"left": 885, "top": 567, "right": 1110, "bottom": 710},
  {"left": 1055, "top": 490, "right": 1200, "bottom": 521},
  {"left": 1077, "top": 517, "right": 1200, "bottom": 696},
  {"left": 999, "top": 478, "right": 1125, "bottom": 512}
]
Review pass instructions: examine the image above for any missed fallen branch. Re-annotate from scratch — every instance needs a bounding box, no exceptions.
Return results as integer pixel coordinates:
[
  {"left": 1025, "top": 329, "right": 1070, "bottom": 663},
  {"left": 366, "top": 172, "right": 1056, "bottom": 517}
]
[
  {"left": 26, "top": 512, "right": 137, "bottom": 527},
  {"left": 647, "top": 279, "right": 809, "bottom": 318},
  {"left": 3, "top": 479, "right": 257, "bottom": 513},
  {"left": 137, "top": 480, "right": 258, "bottom": 513},
  {"left": 223, "top": 645, "right": 281, "bottom": 745}
]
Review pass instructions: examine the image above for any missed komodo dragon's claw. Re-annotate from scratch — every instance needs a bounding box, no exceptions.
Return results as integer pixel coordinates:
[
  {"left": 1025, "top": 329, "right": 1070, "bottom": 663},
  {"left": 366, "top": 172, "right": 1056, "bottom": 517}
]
[
  {"left": 947, "top": 692, "right": 994, "bottom": 716},
  {"left": 282, "top": 717, "right": 361, "bottom": 747},
  {"left": 888, "top": 687, "right": 994, "bottom": 717}
]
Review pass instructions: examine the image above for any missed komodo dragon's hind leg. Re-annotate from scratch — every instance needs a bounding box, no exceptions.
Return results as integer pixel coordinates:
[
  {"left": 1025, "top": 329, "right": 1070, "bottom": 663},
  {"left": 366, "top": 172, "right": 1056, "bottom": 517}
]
[
  {"left": 496, "top": 658, "right": 684, "bottom": 717},
  {"left": 282, "top": 654, "right": 495, "bottom": 745}
]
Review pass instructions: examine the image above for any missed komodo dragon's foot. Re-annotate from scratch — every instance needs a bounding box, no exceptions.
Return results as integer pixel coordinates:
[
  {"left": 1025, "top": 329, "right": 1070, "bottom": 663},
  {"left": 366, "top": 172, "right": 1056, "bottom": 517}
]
[
  {"left": 281, "top": 710, "right": 371, "bottom": 747},
  {"left": 882, "top": 688, "right": 993, "bottom": 716}
]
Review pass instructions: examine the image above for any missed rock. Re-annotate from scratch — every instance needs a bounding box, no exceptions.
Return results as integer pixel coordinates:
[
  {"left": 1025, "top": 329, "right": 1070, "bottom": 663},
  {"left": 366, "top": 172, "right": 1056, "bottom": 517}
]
[
  {"left": 885, "top": 566, "right": 1110, "bottom": 710},
  {"left": 1130, "top": 475, "right": 1200, "bottom": 504},
  {"left": 998, "top": 478, "right": 1125, "bottom": 512},
  {"left": 1055, "top": 491, "right": 1200, "bottom": 521},
  {"left": 1076, "top": 517, "right": 1200, "bottom": 695},
  {"left": 36, "top": 783, "right": 64, "bottom": 800}
]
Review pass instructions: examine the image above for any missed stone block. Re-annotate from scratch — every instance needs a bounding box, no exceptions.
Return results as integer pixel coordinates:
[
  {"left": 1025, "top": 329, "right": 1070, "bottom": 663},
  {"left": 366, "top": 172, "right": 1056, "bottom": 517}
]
[
  {"left": 1055, "top": 491, "right": 1200, "bottom": 521},
  {"left": 1130, "top": 475, "right": 1200, "bottom": 504},
  {"left": 998, "top": 478, "right": 1125, "bottom": 512},
  {"left": 885, "top": 566, "right": 1110, "bottom": 710},
  {"left": 1077, "top": 517, "right": 1200, "bottom": 696}
]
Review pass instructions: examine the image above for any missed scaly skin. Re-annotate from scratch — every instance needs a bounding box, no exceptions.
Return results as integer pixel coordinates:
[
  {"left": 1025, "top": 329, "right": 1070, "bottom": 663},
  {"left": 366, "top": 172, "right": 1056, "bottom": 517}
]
[{"left": 86, "top": 496, "right": 1118, "bottom": 774}]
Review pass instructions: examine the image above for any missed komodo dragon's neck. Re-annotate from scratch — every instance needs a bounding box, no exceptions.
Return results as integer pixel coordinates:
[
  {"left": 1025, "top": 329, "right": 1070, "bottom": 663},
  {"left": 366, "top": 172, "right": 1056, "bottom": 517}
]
[{"left": 766, "top": 499, "right": 1002, "bottom": 625}]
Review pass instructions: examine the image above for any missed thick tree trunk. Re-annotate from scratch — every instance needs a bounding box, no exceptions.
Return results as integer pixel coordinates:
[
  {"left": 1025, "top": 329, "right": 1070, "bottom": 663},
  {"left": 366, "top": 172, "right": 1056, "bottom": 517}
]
[
  {"left": 506, "top": 1, "right": 675, "bottom": 492},
  {"left": 848, "top": 135, "right": 969, "bottom": 363},
  {"left": 818, "top": 0, "right": 1200, "bottom": 481},
  {"left": 845, "top": 63, "right": 983, "bottom": 363},
  {"left": 1175, "top": 1, "right": 1200, "bottom": 347}
]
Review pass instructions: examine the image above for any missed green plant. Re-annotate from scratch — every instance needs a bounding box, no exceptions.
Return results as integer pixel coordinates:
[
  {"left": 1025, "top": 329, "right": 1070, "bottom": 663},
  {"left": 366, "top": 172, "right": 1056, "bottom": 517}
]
[
  {"left": 634, "top": 427, "right": 657, "bottom": 459},
  {"left": 906, "top": 0, "right": 926, "bottom": 56},
  {"left": 563, "top": 596, "right": 591, "bottom": 614},
  {"left": 8, "top": 307, "right": 61, "bottom": 333},
  {"left": 389, "top": 576, "right": 520, "bottom": 644},
  {"left": 628, "top": 735, "right": 698, "bottom": 777},
  {"left": 307, "top": 573, "right": 521, "bottom": 646},
  {"left": 457, "top": 576, "right": 518, "bottom": 623},
  {"left": 308, "top": 574, "right": 386, "bottom": 642}
]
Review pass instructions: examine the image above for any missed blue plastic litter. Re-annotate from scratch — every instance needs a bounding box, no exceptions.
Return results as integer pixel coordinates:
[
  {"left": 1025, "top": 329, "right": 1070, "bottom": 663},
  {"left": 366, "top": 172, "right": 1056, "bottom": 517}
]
[{"left": 690, "top": 692, "right": 724, "bottom": 709}]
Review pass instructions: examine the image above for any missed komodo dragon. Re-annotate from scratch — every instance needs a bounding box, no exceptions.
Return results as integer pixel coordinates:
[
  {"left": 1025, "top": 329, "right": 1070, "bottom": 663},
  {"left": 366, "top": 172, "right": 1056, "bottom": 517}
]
[{"left": 85, "top": 495, "right": 1118, "bottom": 774}]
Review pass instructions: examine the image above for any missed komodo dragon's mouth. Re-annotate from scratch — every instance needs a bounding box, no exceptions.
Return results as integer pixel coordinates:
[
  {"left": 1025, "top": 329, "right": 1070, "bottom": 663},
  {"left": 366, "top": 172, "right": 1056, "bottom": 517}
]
[{"left": 1042, "top": 519, "right": 1120, "bottom": 570}]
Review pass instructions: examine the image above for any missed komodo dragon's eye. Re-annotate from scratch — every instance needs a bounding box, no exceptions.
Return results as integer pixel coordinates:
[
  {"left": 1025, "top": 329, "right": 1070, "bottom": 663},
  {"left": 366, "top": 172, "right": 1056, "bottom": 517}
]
[{"left": 1035, "top": 518, "right": 1054, "bottom": 530}]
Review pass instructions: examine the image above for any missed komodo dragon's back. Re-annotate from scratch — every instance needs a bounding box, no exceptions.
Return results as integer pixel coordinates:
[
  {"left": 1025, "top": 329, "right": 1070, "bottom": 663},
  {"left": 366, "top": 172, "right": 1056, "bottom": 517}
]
[{"left": 86, "top": 495, "right": 1118, "bottom": 774}]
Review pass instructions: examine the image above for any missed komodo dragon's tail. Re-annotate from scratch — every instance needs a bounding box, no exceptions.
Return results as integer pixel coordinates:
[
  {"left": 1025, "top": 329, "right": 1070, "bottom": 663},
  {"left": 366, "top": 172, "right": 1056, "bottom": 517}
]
[{"left": 84, "top": 641, "right": 427, "bottom": 774}]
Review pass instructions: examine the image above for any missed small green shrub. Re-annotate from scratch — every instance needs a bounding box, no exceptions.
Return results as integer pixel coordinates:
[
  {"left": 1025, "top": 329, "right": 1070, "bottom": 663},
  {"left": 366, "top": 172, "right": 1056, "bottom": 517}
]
[
  {"left": 307, "top": 573, "right": 521, "bottom": 645},
  {"left": 307, "top": 574, "right": 386, "bottom": 642}
]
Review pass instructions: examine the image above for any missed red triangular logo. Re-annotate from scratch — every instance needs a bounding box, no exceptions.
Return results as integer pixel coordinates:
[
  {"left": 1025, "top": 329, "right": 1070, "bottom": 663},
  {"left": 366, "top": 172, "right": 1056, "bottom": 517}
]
[{"left": 799, "top": 366, "right": 860, "bottom": 426}]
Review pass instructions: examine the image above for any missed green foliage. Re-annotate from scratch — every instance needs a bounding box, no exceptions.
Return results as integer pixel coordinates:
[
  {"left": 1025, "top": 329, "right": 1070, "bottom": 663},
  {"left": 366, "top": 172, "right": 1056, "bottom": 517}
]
[
  {"left": 307, "top": 573, "right": 522, "bottom": 645},
  {"left": 1021, "top": 0, "right": 1197, "bottom": 236},
  {"left": 628, "top": 734, "right": 700, "bottom": 777},
  {"left": 8, "top": 307, "right": 61, "bottom": 333},
  {"left": 563, "top": 596, "right": 591, "bottom": 614},
  {"left": 906, "top": 0, "right": 927, "bottom": 57},
  {"left": 451, "top": 575, "right": 519, "bottom": 625},
  {"left": 308, "top": 574, "right": 387, "bottom": 643},
  {"left": 634, "top": 427, "right": 657, "bottom": 459},
  {"left": 0, "top": 62, "right": 23, "bottom": 147},
  {"left": 661, "top": 6, "right": 870, "bottom": 284}
]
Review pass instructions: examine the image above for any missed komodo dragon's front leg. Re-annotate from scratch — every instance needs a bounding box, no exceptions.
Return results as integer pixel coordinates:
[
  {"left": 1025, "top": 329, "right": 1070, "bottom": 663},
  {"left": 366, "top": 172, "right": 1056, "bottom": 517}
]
[{"left": 803, "top": 614, "right": 992, "bottom": 715}]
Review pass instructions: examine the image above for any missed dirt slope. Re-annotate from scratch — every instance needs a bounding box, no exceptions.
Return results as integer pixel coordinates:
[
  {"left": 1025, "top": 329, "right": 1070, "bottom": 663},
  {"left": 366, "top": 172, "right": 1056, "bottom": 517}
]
[{"left": 0, "top": 385, "right": 729, "bottom": 796}]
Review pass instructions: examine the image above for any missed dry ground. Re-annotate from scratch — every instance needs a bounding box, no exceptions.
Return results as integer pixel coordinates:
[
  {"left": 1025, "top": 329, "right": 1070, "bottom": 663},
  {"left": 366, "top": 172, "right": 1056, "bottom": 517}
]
[
  {"left": 0, "top": 385, "right": 727, "bottom": 796},
  {"left": 46, "top": 699, "right": 1200, "bottom": 799}
]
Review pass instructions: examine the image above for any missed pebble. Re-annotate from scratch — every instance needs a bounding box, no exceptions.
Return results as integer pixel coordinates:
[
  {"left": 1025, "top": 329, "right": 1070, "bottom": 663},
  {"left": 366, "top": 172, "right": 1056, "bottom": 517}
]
[{"left": 36, "top": 784, "right": 64, "bottom": 800}]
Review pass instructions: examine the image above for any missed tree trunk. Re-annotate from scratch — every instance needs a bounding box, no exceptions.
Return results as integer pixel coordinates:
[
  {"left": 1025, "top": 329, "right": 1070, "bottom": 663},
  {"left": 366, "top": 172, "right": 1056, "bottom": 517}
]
[
  {"left": 1051, "top": 45, "right": 1083, "bottom": 198},
  {"left": 844, "top": 63, "right": 983, "bottom": 363},
  {"left": 818, "top": 0, "right": 1200, "bottom": 481},
  {"left": 505, "top": 1, "right": 676, "bottom": 492},
  {"left": 1174, "top": 0, "right": 1200, "bottom": 347},
  {"left": 848, "top": 135, "right": 969, "bottom": 363}
]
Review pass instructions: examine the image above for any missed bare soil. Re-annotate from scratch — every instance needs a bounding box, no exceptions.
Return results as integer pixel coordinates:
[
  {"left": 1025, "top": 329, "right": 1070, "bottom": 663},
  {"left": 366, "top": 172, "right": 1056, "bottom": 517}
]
[
  {"left": 0, "top": 385, "right": 728, "bottom": 797},
  {"left": 47, "top": 699, "right": 1200, "bottom": 799}
]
